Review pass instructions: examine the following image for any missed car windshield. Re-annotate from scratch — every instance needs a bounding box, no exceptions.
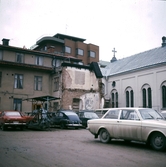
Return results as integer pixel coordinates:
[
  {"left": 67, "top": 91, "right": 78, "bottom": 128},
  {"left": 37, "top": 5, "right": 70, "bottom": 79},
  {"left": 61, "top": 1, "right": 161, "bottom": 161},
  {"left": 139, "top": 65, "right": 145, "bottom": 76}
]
[
  {"left": 5, "top": 112, "right": 21, "bottom": 116},
  {"left": 139, "top": 109, "right": 163, "bottom": 120},
  {"left": 84, "top": 112, "right": 99, "bottom": 119}
]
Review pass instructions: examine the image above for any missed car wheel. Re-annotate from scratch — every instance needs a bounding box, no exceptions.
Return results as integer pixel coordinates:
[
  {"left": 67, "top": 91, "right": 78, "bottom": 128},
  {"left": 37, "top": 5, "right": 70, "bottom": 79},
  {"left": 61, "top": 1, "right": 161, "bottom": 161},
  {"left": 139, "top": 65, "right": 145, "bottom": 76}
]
[
  {"left": 2, "top": 125, "right": 6, "bottom": 131},
  {"left": 99, "top": 129, "right": 111, "bottom": 143},
  {"left": 60, "top": 123, "right": 66, "bottom": 129},
  {"left": 150, "top": 132, "right": 166, "bottom": 151}
]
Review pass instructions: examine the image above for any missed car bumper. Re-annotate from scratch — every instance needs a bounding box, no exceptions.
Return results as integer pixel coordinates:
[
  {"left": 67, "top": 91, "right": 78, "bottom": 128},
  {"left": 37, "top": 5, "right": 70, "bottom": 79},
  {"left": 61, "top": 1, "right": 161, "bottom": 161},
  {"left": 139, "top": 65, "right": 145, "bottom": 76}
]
[
  {"left": 4, "top": 122, "right": 26, "bottom": 125},
  {"left": 66, "top": 123, "right": 82, "bottom": 128}
]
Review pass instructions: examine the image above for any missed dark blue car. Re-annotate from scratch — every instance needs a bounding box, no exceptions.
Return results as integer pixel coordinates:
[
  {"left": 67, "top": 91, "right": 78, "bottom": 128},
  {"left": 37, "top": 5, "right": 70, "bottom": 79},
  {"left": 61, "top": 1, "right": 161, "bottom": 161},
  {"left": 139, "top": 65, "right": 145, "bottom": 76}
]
[{"left": 52, "top": 110, "right": 82, "bottom": 129}]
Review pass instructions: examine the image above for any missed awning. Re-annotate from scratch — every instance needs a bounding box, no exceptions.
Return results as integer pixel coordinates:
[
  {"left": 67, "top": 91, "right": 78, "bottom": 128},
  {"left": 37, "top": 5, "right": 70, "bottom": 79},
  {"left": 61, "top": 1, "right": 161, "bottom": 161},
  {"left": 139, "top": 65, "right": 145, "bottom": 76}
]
[{"left": 23, "top": 95, "right": 60, "bottom": 102}]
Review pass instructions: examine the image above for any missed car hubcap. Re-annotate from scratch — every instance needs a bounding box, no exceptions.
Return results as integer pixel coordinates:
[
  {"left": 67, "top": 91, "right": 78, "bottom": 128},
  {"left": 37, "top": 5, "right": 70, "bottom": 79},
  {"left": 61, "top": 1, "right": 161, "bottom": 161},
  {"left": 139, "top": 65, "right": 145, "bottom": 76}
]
[
  {"left": 154, "top": 136, "right": 163, "bottom": 147},
  {"left": 102, "top": 131, "right": 108, "bottom": 140}
]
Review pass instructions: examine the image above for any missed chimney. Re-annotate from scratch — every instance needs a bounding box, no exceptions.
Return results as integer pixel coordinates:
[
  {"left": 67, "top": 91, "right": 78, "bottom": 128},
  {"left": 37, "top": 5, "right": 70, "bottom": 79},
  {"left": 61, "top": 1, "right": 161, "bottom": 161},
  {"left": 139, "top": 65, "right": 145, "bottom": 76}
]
[
  {"left": 2, "top": 38, "right": 10, "bottom": 46},
  {"left": 162, "top": 36, "right": 166, "bottom": 47}
]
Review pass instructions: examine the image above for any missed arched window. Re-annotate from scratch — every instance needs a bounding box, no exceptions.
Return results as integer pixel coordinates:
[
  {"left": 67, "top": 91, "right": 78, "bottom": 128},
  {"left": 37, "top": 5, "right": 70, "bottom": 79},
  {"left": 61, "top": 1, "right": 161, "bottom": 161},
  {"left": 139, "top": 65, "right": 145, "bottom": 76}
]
[
  {"left": 161, "top": 82, "right": 166, "bottom": 108},
  {"left": 111, "top": 90, "right": 118, "bottom": 108},
  {"left": 142, "top": 84, "right": 152, "bottom": 108},
  {"left": 125, "top": 87, "right": 134, "bottom": 107}
]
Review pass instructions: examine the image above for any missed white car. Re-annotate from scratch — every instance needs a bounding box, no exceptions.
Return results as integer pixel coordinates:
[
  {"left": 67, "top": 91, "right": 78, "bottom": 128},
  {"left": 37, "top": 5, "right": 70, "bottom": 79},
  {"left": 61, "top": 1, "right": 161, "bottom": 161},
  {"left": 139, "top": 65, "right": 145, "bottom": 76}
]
[{"left": 87, "top": 108, "right": 166, "bottom": 151}]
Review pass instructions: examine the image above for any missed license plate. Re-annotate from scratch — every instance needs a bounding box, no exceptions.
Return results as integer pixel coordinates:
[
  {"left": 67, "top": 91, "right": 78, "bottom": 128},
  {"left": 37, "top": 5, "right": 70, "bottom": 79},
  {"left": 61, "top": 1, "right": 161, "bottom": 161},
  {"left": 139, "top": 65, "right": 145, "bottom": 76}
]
[{"left": 13, "top": 121, "right": 19, "bottom": 124}]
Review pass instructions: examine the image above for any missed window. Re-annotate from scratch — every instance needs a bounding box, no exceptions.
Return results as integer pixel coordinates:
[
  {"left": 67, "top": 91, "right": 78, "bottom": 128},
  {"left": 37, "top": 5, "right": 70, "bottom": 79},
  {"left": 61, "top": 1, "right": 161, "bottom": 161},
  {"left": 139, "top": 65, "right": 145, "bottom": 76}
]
[
  {"left": 13, "top": 98, "right": 22, "bottom": 111},
  {"left": 0, "top": 50, "right": 3, "bottom": 60},
  {"left": 0, "top": 72, "right": 2, "bottom": 87},
  {"left": 111, "top": 90, "right": 118, "bottom": 108},
  {"left": 14, "top": 74, "right": 23, "bottom": 89},
  {"left": 34, "top": 76, "right": 42, "bottom": 91},
  {"left": 125, "top": 87, "right": 134, "bottom": 107},
  {"left": 104, "top": 109, "right": 120, "bottom": 119},
  {"left": 89, "top": 51, "right": 96, "bottom": 58},
  {"left": 101, "top": 83, "right": 105, "bottom": 95},
  {"left": 65, "top": 46, "right": 71, "bottom": 53},
  {"left": 76, "top": 48, "right": 84, "bottom": 56},
  {"left": 54, "top": 77, "right": 59, "bottom": 91},
  {"left": 120, "top": 110, "right": 139, "bottom": 120},
  {"left": 36, "top": 56, "right": 43, "bottom": 65},
  {"left": 142, "top": 84, "right": 152, "bottom": 108},
  {"left": 162, "top": 82, "right": 166, "bottom": 108},
  {"left": 16, "top": 53, "right": 24, "bottom": 63}
]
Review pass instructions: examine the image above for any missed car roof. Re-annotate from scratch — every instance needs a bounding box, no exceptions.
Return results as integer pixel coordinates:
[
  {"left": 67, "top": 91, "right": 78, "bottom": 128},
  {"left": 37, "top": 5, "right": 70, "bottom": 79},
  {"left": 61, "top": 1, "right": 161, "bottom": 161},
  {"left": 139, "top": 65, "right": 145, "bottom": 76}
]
[{"left": 59, "top": 110, "right": 75, "bottom": 113}]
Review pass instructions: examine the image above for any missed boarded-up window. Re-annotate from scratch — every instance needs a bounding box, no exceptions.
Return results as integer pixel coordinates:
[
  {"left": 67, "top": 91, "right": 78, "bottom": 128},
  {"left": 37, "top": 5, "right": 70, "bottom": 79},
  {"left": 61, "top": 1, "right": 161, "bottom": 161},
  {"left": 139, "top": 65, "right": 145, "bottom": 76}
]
[
  {"left": 72, "top": 98, "right": 80, "bottom": 111},
  {"left": 75, "top": 71, "right": 85, "bottom": 85}
]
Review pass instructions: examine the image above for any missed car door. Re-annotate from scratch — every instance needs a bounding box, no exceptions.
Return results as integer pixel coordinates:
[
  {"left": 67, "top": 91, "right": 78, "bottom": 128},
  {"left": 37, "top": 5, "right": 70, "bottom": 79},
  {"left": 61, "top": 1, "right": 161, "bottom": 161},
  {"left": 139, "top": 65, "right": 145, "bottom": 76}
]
[
  {"left": 54, "top": 112, "right": 64, "bottom": 125},
  {"left": 117, "top": 109, "right": 142, "bottom": 141},
  {"left": 103, "top": 109, "right": 120, "bottom": 138}
]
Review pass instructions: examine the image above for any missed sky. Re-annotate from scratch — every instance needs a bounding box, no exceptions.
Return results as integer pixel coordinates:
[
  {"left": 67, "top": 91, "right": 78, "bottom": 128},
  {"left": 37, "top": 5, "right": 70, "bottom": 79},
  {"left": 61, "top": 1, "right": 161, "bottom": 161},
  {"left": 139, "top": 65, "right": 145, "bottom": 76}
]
[{"left": 0, "top": 0, "right": 166, "bottom": 62}]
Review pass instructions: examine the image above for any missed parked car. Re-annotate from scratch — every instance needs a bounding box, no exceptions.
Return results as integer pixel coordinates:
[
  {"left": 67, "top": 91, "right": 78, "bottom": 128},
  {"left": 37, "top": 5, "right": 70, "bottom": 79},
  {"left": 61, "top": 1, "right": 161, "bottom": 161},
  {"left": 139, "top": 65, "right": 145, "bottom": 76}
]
[
  {"left": 77, "top": 110, "right": 99, "bottom": 127},
  {"left": 0, "top": 111, "right": 28, "bottom": 130},
  {"left": 94, "top": 108, "right": 110, "bottom": 118},
  {"left": 161, "top": 111, "right": 166, "bottom": 119},
  {"left": 87, "top": 107, "right": 166, "bottom": 151},
  {"left": 51, "top": 110, "right": 82, "bottom": 129}
]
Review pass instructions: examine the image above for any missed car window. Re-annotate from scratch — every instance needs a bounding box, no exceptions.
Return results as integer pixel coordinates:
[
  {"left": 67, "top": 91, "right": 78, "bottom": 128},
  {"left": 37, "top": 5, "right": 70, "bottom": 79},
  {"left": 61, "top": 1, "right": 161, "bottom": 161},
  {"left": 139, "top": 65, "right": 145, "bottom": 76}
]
[
  {"left": 120, "top": 110, "right": 139, "bottom": 120},
  {"left": 104, "top": 110, "right": 120, "bottom": 119},
  {"left": 5, "top": 112, "right": 21, "bottom": 116},
  {"left": 139, "top": 109, "right": 163, "bottom": 120},
  {"left": 57, "top": 112, "right": 63, "bottom": 117},
  {"left": 84, "top": 112, "right": 98, "bottom": 118},
  {"left": 79, "top": 113, "right": 84, "bottom": 118}
]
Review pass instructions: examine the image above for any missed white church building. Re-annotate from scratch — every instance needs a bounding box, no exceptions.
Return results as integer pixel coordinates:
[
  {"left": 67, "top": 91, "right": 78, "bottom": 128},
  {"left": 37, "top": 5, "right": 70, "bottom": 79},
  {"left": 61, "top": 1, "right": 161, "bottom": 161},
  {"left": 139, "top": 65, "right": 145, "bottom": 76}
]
[{"left": 101, "top": 36, "right": 166, "bottom": 112}]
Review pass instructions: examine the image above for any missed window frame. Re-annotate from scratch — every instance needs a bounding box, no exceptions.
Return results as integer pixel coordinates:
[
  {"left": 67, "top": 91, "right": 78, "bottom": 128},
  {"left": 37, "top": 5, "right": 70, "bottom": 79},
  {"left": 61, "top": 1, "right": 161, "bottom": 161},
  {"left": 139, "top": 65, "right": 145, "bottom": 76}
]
[
  {"left": 65, "top": 46, "right": 71, "bottom": 54},
  {"left": 111, "top": 89, "right": 118, "bottom": 108},
  {"left": 142, "top": 84, "right": 152, "bottom": 108},
  {"left": 125, "top": 87, "right": 134, "bottom": 107},
  {"left": 35, "top": 55, "right": 43, "bottom": 66},
  {"left": 14, "top": 74, "right": 23, "bottom": 89},
  {"left": 89, "top": 51, "right": 96, "bottom": 58},
  {"left": 54, "top": 77, "right": 59, "bottom": 91},
  {"left": 34, "top": 76, "right": 42, "bottom": 91},
  {"left": 76, "top": 48, "right": 84, "bottom": 56},
  {"left": 13, "top": 98, "right": 22, "bottom": 111},
  {"left": 161, "top": 82, "right": 166, "bottom": 108},
  {"left": 16, "top": 53, "right": 24, "bottom": 63}
]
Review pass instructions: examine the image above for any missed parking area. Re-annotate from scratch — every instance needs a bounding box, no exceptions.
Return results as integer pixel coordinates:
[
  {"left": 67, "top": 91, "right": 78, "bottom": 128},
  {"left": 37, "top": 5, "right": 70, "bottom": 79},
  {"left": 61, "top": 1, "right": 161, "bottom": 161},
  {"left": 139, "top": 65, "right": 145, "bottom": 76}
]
[{"left": 0, "top": 128, "right": 166, "bottom": 167}]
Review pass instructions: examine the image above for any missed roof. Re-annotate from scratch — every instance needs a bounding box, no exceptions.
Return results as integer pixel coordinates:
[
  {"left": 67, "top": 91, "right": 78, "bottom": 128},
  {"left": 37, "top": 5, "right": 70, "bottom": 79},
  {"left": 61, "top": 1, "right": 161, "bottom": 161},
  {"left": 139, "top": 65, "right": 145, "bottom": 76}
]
[
  {"left": 102, "top": 46, "right": 166, "bottom": 77},
  {"left": 98, "top": 60, "right": 110, "bottom": 68},
  {"left": 53, "top": 33, "right": 86, "bottom": 42},
  {"left": 0, "top": 60, "right": 53, "bottom": 72},
  {"left": 0, "top": 44, "right": 82, "bottom": 62},
  {"left": 36, "top": 36, "right": 64, "bottom": 45}
]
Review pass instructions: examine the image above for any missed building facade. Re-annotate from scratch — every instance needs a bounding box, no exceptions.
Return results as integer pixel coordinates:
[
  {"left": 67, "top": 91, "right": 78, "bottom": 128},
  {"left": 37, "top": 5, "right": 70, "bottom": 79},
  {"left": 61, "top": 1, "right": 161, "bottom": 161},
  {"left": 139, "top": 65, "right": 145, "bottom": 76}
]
[
  {"left": 101, "top": 36, "right": 166, "bottom": 112},
  {"left": 33, "top": 33, "right": 99, "bottom": 65},
  {"left": 0, "top": 36, "right": 102, "bottom": 113}
]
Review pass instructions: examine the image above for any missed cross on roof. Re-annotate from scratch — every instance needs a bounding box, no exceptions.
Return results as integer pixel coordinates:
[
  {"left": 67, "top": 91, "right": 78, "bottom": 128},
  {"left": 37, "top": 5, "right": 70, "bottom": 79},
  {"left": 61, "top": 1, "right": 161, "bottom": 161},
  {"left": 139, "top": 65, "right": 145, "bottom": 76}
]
[{"left": 112, "top": 48, "right": 117, "bottom": 57}]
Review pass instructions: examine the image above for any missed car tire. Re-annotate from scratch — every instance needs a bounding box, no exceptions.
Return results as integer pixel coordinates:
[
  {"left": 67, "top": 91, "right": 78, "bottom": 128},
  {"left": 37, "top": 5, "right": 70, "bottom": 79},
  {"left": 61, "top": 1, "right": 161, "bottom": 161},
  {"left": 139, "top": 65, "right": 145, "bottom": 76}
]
[
  {"left": 99, "top": 128, "right": 111, "bottom": 143},
  {"left": 150, "top": 132, "right": 166, "bottom": 151},
  {"left": 2, "top": 125, "right": 6, "bottom": 131},
  {"left": 60, "top": 123, "right": 66, "bottom": 129}
]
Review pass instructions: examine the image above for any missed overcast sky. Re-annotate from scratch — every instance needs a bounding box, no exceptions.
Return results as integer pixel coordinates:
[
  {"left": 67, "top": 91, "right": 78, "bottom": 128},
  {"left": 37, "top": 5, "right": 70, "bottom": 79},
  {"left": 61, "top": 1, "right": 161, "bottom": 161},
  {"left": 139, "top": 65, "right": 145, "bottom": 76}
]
[{"left": 0, "top": 0, "right": 166, "bottom": 61}]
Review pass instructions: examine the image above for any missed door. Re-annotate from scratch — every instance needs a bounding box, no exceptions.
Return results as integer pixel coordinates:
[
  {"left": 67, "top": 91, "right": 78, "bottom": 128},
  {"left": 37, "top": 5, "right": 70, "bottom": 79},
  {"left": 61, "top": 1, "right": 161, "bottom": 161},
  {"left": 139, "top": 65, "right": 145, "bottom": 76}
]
[{"left": 117, "top": 109, "right": 142, "bottom": 141}]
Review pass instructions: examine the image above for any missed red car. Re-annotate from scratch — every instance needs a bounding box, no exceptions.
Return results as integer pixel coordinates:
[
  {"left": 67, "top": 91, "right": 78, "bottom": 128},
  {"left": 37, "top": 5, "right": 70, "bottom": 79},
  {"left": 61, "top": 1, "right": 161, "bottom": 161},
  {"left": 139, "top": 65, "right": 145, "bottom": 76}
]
[{"left": 0, "top": 111, "right": 28, "bottom": 130}]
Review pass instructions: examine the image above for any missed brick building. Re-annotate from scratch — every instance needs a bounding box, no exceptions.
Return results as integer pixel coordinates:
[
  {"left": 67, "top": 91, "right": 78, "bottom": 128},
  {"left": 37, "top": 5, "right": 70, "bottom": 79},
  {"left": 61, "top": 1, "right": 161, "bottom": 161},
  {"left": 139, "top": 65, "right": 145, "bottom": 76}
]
[{"left": 0, "top": 34, "right": 102, "bottom": 113}]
